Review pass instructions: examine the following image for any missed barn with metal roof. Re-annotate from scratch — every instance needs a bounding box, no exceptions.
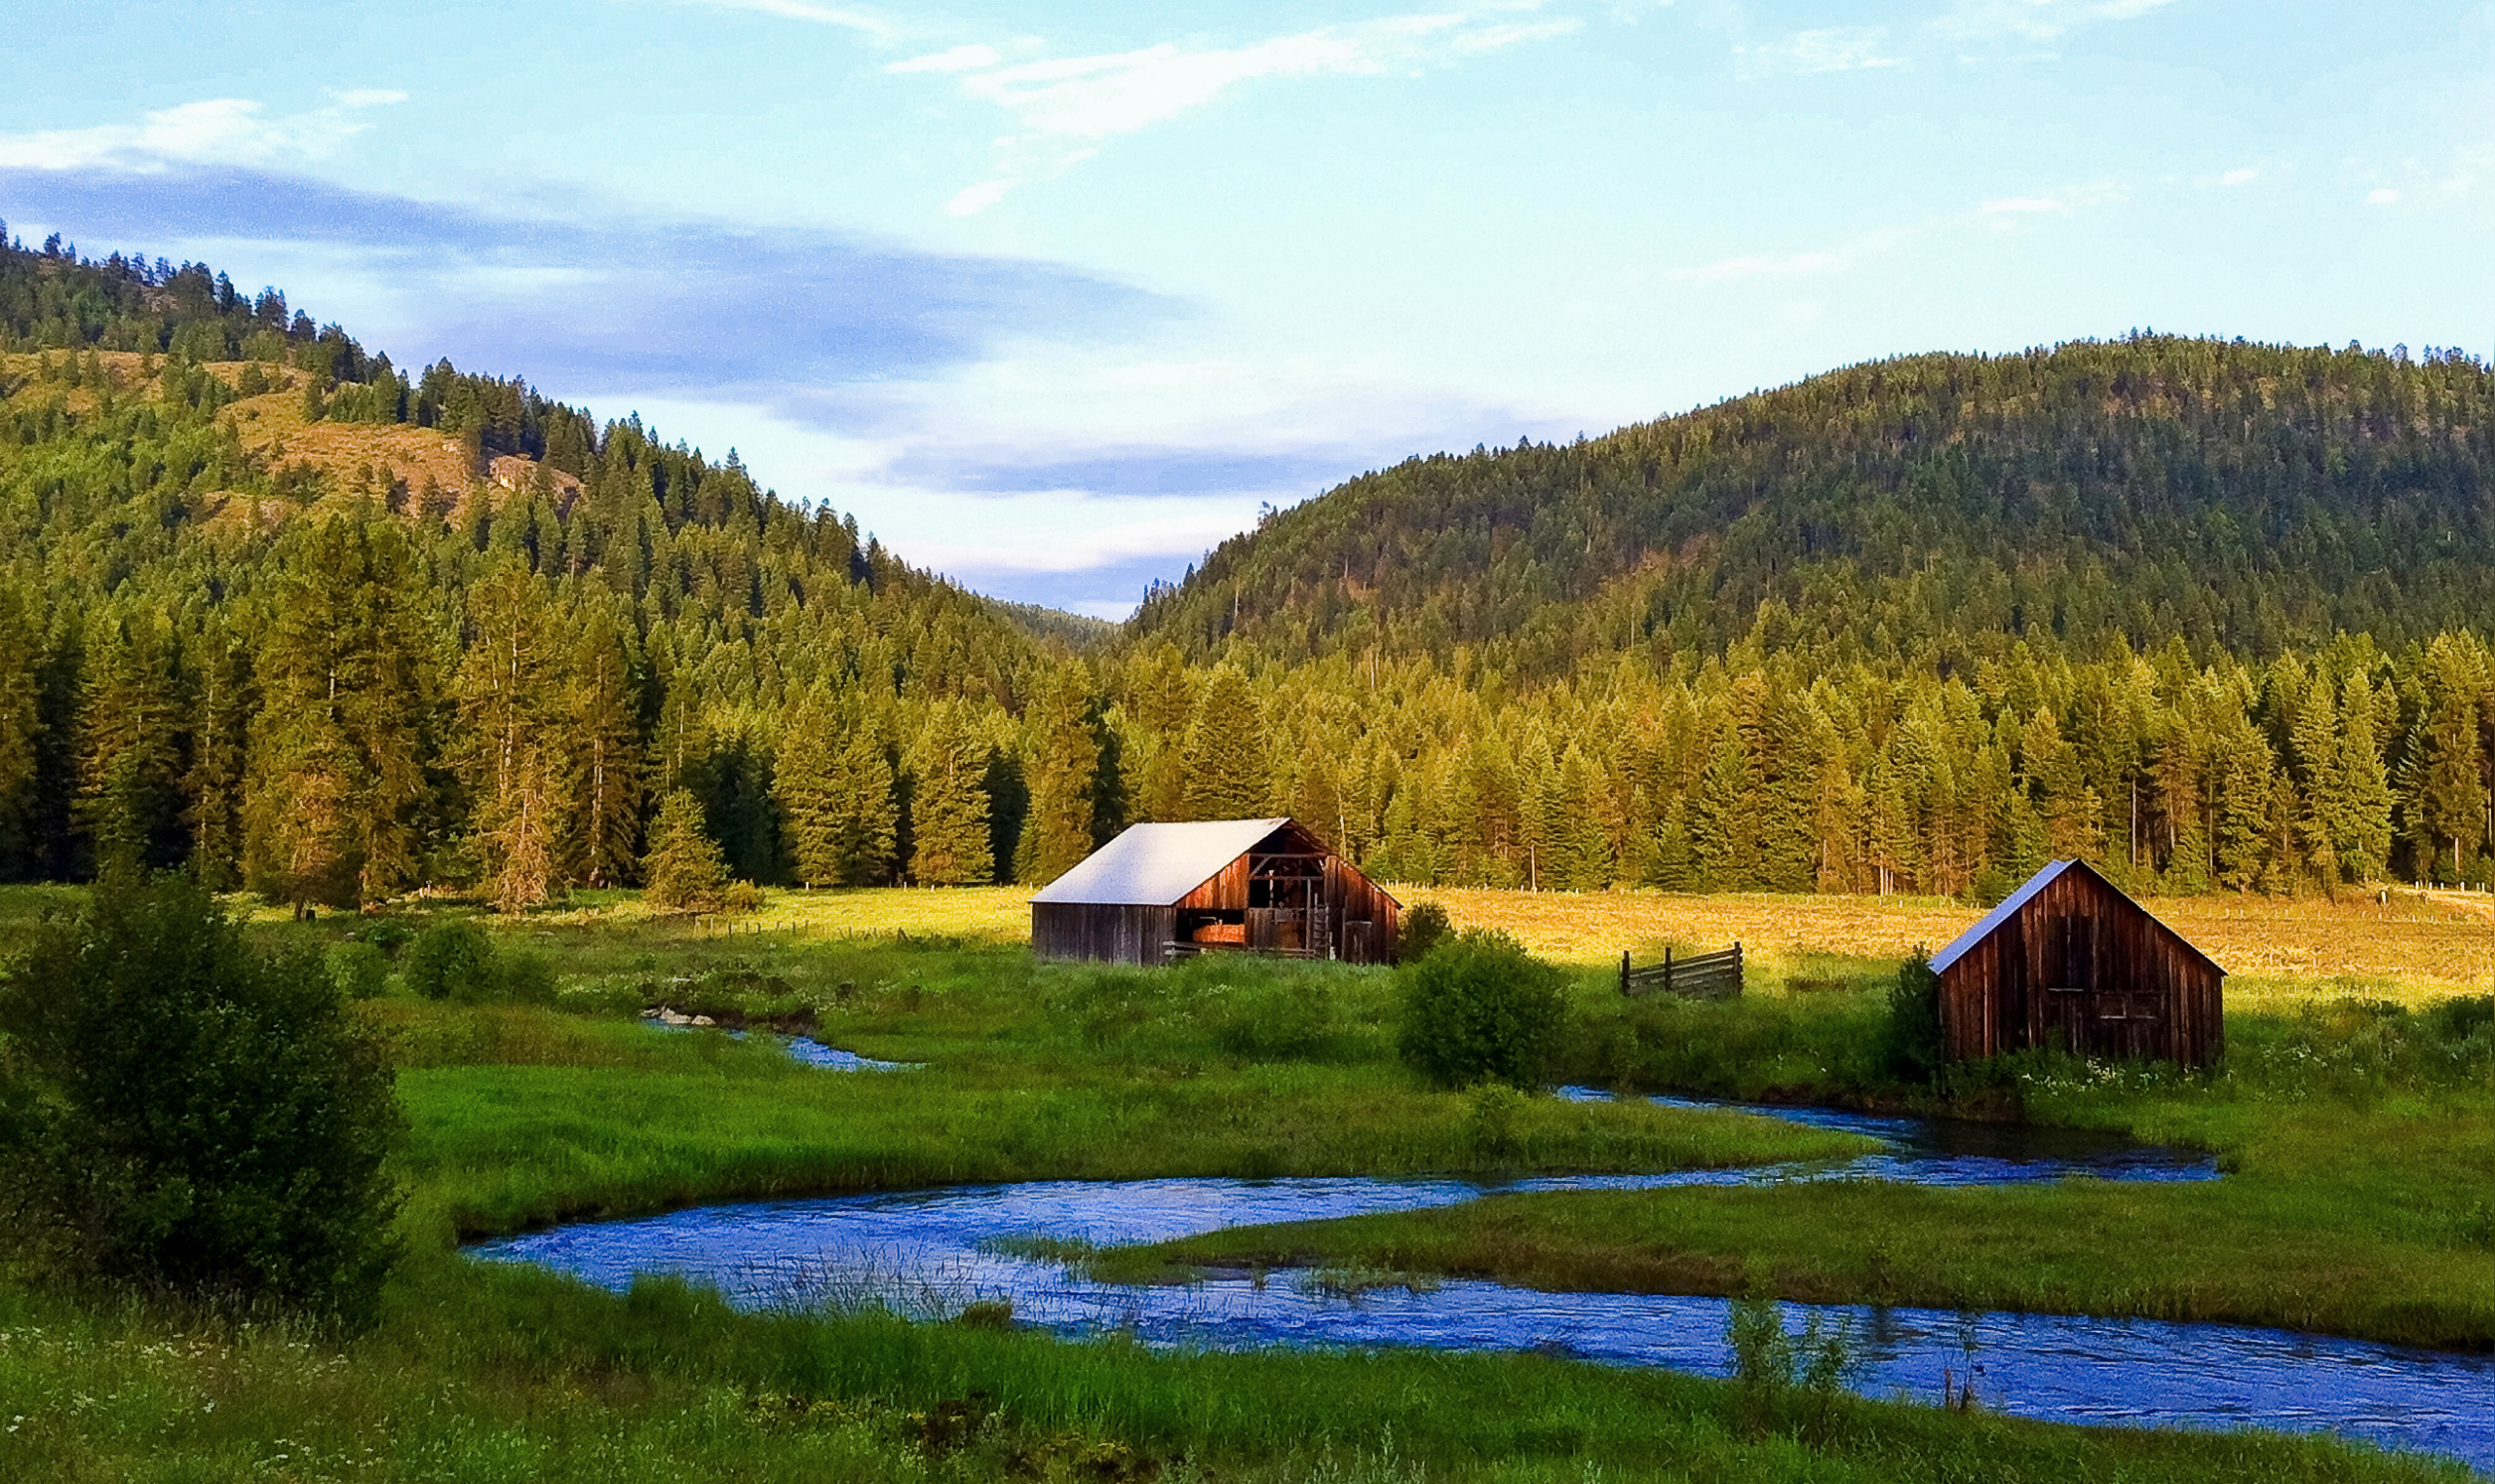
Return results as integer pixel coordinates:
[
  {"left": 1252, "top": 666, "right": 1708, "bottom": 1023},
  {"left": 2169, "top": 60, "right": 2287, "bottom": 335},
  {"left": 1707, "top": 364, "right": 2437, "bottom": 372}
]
[
  {"left": 1030, "top": 818, "right": 1401, "bottom": 967},
  {"left": 1930, "top": 858, "right": 2224, "bottom": 1066}
]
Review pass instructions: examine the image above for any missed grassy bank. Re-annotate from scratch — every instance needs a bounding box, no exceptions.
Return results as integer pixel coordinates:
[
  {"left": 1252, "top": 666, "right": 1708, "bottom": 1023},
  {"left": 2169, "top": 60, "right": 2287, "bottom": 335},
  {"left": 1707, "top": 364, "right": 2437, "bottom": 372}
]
[
  {"left": 1, "top": 1252, "right": 2470, "bottom": 1484},
  {"left": 5, "top": 884, "right": 2489, "bottom": 1480}
]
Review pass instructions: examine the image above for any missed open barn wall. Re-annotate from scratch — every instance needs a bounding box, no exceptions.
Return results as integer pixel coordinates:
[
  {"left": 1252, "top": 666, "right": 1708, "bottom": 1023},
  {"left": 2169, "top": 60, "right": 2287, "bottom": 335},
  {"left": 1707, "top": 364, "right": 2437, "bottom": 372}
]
[
  {"left": 1935, "top": 860, "right": 2223, "bottom": 1067},
  {"left": 1032, "top": 902, "right": 1176, "bottom": 965}
]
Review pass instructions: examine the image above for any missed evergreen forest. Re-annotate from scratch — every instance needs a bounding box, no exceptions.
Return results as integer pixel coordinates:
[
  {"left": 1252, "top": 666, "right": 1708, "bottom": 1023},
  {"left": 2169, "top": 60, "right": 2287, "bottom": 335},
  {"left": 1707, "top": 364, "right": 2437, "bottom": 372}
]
[{"left": 8, "top": 224, "right": 2495, "bottom": 907}]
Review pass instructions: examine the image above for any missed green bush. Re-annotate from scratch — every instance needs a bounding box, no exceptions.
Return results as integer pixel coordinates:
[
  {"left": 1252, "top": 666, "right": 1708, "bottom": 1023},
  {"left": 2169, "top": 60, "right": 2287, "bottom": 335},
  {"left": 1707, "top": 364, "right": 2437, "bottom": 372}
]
[
  {"left": 403, "top": 920, "right": 499, "bottom": 1002},
  {"left": 1879, "top": 952, "right": 1943, "bottom": 1084},
  {"left": 1395, "top": 929, "right": 1565, "bottom": 1089},
  {"left": 498, "top": 946, "right": 559, "bottom": 1007},
  {"left": 324, "top": 939, "right": 390, "bottom": 1000},
  {"left": 1397, "top": 900, "right": 1451, "bottom": 965},
  {"left": 0, "top": 876, "right": 402, "bottom": 1327}
]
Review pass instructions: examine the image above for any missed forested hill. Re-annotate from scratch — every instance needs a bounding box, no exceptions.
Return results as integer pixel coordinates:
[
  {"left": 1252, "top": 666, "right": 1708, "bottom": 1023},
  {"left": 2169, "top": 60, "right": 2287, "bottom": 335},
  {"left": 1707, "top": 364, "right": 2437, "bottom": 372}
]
[
  {"left": 0, "top": 228, "right": 1074, "bottom": 897},
  {"left": 1133, "top": 337, "right": 2495, "bottom": 674},
  {"left": 13, "top": 225, "right": 2495, "bottom": 909}
]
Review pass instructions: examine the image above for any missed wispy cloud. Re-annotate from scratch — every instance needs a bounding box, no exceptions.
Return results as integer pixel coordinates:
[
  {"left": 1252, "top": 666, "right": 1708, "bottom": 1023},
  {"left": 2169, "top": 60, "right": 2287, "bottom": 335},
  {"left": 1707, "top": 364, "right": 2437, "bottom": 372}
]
[
  {"left": 2365, "top": 187, "right": 2402, "bottom": 205},
  {"left": 0, "top": 95, "right": 406, "bottom": 173},
  {"left": 679, "top": 0, "right": 897, "bottom": 40},
  {"left": 1935, "top": 0, "right": 2185, "bottom": 45},
  {"left": 1735, "top": 27, "right": 1905, "bottom": 79},
  {"left": 899, "top": 8, "right": 1581, "bottom": 214}
]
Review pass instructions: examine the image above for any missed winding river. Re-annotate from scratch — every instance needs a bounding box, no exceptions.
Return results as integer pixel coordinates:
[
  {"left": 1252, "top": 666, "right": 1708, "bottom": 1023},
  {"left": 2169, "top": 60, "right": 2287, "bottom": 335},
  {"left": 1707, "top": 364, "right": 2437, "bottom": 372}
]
[{"left": 476, "top": 1061, "right": 2493, "bottom": 1473}]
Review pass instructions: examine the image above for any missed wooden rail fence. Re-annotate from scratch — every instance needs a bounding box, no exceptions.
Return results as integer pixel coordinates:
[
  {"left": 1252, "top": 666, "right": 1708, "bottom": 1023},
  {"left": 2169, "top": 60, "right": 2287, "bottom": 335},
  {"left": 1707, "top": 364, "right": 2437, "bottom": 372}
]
[{"left": 1620, "top": 943, "right": 1744, "bottom": 1001}]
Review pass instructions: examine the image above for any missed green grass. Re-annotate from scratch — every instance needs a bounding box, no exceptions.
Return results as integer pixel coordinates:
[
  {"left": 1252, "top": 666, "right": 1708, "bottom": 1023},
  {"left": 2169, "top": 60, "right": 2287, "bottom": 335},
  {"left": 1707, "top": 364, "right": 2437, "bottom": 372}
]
[
  {"left": 0, "top": 1254, "right": 2470, "bottom": 1484},
  {"left": 4, "top": 886, "right": 2489, "bottom": 1481}
]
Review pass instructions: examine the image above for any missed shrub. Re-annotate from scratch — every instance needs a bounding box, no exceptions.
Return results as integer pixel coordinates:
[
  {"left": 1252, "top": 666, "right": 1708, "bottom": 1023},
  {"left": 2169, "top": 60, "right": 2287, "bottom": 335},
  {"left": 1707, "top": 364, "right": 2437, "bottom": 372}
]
[
  {"left": 0, "top": 876, "right": 402, "bottom": 1327},
  {"left": 403, "top": 919, "right": 498, "bottom": 1002},
  {"left": 497, "top": 946, "right": 559, "bottom": 1007},
  {"left": 1880, "top": 952, "right": 1943, "bottom": 1084},
  {"left": 720, "top": 880, "right": 766, "bottom": 914},
  {"left": 324, "top": 939, "right": 390, "bottom": 1000},
  {"left": 1397, "top": 901, "right": 1451, "bottom": 965},
  {"left": 1395, "top": 929, "right": 1565, "bottom": 1089}
]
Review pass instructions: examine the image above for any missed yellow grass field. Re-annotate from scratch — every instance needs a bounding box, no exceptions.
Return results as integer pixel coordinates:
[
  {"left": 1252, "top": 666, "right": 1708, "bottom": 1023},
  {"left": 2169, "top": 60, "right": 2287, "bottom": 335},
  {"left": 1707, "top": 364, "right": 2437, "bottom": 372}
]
[{"left": 486, "top": 881, "right": 2495, "bottom": 1012}]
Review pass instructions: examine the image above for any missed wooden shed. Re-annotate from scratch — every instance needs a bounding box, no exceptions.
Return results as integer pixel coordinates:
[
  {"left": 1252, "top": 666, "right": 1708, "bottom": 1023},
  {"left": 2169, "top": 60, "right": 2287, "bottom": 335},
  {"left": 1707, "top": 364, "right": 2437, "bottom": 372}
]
[
  {"left": 1929, "top": 859, "right": 2224, "bottom": 1067},
  {"left": 1030, "top": 818, "right": 1401, "bottom": 967}
]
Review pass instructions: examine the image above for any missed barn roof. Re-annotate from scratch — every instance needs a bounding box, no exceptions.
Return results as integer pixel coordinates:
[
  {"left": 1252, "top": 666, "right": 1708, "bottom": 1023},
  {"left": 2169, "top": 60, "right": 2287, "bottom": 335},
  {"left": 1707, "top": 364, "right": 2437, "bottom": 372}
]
[
  {"left": 1028, "top": 818, "right": 1297, "bottom": 906},
  {"left": 1929, "top": 858, "right": 2223, "bottom": 975}
]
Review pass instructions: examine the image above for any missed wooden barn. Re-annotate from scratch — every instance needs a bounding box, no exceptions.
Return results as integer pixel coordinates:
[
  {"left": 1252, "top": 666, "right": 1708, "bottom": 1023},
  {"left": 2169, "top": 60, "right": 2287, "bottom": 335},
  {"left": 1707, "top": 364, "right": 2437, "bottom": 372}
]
[
  {"left": 1928, "top": 859, "right": 2225, "bottom": 1066},
  {"left": 1030, "top": 818, "right": 1401, "bottom": 967}
]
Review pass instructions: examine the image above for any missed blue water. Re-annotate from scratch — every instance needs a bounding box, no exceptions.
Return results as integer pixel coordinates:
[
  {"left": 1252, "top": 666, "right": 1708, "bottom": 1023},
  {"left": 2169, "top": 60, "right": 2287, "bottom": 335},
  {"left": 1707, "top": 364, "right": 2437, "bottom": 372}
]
[
  {"left": 644, "top": 1021, "right": 918, "bottom": 1072},
  {"left": 472, "top": 1094, "right": 2488, "bottom": 1473}
]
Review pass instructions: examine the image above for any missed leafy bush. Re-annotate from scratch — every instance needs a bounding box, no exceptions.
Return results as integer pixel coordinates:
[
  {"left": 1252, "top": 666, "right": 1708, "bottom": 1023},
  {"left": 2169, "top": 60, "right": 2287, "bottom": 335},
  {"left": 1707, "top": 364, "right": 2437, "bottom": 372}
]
[
  {"left": 498, "top": 946, "right": 559, "bottom": 1007},
  {"left": 324, "top": 939, "right": 390, "bottom": 1000},
  {"left": 1726, "top": 1294, "right": 1856, "bottom": 1436},
  {"left": 1397, "top": 901, "right": 1451, "bottom": 965},
  {"left": 1395, "top": 929, "right": 1565, "bottom": 1089},
  {"left": 403, "top": 920, "right": 498, "bottom": 1002},
  {"left": 1879, "top": 952, "right": 1943, "bottom": 1084},
  {"left": 0, "top": 876, "right": 402, "bottom": 1327}
]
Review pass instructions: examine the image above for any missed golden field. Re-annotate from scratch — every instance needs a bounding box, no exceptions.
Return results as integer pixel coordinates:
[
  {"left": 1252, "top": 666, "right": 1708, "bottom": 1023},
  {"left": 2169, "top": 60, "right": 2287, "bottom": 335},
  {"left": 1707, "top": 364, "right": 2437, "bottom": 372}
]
[{"left": 456, "top": 880, "right": 2495, "bottom": 1011}]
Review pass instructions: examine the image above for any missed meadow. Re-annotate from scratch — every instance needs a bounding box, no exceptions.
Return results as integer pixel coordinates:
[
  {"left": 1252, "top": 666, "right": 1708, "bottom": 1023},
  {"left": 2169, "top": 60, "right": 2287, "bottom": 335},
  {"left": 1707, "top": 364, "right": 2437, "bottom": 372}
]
[{"left": 3, "top": 881, "right": 2490, "bottom": 1482}]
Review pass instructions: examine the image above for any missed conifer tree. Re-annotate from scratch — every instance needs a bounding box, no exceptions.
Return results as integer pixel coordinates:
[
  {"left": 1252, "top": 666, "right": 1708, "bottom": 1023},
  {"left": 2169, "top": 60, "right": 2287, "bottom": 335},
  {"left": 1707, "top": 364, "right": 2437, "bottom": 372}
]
[
  {"left": 1546, "top": 744, "right": 1614, "bottom": 891},
  {"left": 455, "top": 559, "right": 573, "bottom": 912},
  {"left": 774, "top": 686, "right": 843, "bottom": 887},
  {"left": 0, "top": 582, "right": 46, "bottom": 876},
  {"left": 908, "top": 699, "right": 992, "bottom": 886},
  {"left": 183, "top": 625, "right": 250, "bottom": 891},
  {"left": 569, "top": 603, "right": 645, "bottom": 887},
  {"left": 75, "top": 613, "right": 183, "bottom": 875},
  {"left": 2332, "top": 674, "right": 2397, "bottom": 882},
  {"left": 1017, "top": 663, "right": 1100, "bottom": 886},
  {"left": 1179, "top": 664, "right": 1269, "bottom": 821},
  {"left": 243, "top": 518, "right": 433, "bottom": 908},
  {"left": 641, "top": 787, "right": 728, "bottom": 911},
  {"left": 828, "top": 717, "right": 902, "bottom": 885}
]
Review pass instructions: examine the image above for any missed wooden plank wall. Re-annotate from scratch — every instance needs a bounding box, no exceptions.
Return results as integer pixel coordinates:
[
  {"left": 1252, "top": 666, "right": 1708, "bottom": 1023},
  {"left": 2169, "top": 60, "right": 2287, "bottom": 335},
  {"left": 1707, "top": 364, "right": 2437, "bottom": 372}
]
[
  {"left": 1031, "top": 902, "right": 1177, "bottom": 967},
  {"left": 1936, "top": 866, "right": 2222, "bottom": 1067}
]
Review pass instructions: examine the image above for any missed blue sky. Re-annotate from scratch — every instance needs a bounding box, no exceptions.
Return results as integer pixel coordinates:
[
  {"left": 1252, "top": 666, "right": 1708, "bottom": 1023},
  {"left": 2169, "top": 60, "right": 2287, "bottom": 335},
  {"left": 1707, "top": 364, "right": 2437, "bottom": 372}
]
[{"left": 4, "top": 1, "right": 2491, "bottom": 616}]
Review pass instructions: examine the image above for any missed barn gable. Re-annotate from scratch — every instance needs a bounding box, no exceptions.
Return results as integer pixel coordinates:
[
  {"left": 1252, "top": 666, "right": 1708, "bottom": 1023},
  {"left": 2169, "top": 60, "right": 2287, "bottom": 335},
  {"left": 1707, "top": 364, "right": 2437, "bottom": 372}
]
[
  {"left": 1930, "top": 859, "right": 2224, "bottom": 1066},
  {"left": 1029, "top": 818, "right": 1400, "bottom": 967}
]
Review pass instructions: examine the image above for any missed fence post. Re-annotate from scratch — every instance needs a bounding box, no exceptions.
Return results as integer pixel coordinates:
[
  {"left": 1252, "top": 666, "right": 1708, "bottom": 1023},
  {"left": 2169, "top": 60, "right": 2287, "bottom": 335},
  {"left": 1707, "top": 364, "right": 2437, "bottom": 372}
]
[
  {"left": 1663, "top": 944, "right": 1673, "bottom": 996},
  {"left": 1620, "top": 950, "right": 1631, "bottom": 996}
]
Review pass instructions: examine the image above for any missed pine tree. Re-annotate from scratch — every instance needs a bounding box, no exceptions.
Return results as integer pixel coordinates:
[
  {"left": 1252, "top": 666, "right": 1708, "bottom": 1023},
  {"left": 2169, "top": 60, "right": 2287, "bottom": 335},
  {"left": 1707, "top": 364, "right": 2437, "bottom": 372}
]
[
  {"left": 569, "top": 603, "right": 645, "bottom": 887},
  {"left": 0, "top": 582, "right": 43, "bottom": 876},
  {"left": 2404, "top": 637, "right": 2490, "bottom": 882},
  {"left": 908, "top": 700, "right": 993, "bottom": 886},
  {"left": 2289, "top": 669, "right": 2342, "bottom": 888},
  {"left": 1546, "top": 744, "right": 1614, "bottom": 891},
  {"left": 641, "top": 787, "right": 728, "bottom": 911},
  {"left": 774, "top": 686, "right": 843, "bottom": 888},
  {"left": 1179, "top": 664, "right": 1270, "bottom": 821},
  {"left": 2332, "top": 673, "right": 2397, "bottom": 882},
  {"left": 183, "top": 625, "right": 250, "bottom": 891},
  {"left": 455, "top": 559, "right": 573, "bottom": 913},
  {"left": 243, "top": 518, "right": 433, "bottom": 908},
  {"left": 1017, "top": 663, "right": 1100, "bottom": 886},
  {"left": 828, "top": 716, "right": 901, "bottom": 885},
  {"left": 75, "top": 612, "right": 183, "bottom": 875}
]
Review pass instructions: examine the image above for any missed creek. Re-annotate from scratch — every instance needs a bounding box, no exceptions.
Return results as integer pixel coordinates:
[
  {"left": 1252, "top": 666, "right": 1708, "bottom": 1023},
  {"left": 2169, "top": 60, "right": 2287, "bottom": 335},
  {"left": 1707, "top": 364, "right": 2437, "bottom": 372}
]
[{"left": 472, "top": 1087, "right": 2491, "bottom": 1472}]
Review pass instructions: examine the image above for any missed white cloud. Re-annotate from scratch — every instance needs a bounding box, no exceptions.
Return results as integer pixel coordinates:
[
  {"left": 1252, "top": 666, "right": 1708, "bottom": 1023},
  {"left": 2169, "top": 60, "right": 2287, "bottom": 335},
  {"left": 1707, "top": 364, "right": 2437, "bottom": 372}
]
[
  {"left": 2220, "top": 167, "right": 2259, "bottom": 186},
  {"left": 1669, "top": 247, "right": 1851, "bottom": 284},
  {"left": 888, "top": 44, "right": 1002, "bottom": 74},
  {"left": 0, "top": 95, "right": 403, "bottom": 173},
  {"left": 1935, "top": 0, "right": 2183, "bottom": 45},
  {"left": 2366, "top": 187, "right": 2402, "bottom": 205},
  {"left": 903, "top": 8, "right": 1580, "bottom": 213},
  {"left": 680, "top": 0, "right": 896, "bottom": 39},
  {"left": 1736, "top": 26, "right": 1904, "bottom": 78}
]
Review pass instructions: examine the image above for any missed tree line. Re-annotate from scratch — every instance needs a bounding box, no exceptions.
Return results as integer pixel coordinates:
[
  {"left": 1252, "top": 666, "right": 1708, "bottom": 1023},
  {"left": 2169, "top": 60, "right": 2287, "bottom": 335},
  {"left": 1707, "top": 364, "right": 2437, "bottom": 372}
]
[{"left": 9, "top": 231, "right": 2495, "bottom": 906}]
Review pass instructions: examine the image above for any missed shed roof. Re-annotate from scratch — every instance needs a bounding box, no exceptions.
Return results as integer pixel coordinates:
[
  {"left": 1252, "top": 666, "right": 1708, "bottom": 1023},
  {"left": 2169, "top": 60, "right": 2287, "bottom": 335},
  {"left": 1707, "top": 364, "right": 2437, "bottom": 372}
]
[
  {"left": 1928, "top": 858, "right": 2223, "bottom": 976},
  {"left": 1028, "top": 818, "right": 1294, "bottom": 906}
]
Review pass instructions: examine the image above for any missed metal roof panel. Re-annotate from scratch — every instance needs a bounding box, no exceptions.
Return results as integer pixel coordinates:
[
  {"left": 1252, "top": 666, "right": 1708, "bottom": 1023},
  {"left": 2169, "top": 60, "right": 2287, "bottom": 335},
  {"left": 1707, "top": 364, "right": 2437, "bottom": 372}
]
[{"left": 1027, "top": 818, "right": 1293, "bottom": 906}]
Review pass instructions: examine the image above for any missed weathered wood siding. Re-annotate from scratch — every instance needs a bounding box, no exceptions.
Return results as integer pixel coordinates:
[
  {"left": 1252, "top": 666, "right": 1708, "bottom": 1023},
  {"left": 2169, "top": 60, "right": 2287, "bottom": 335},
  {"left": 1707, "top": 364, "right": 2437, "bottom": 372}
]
[
  {"left": 1031, "top": 902, "right": 1176, "bottom": 966},
  {"left": 1936, "top": 865, "right": 2222, "bottom": 1066}
]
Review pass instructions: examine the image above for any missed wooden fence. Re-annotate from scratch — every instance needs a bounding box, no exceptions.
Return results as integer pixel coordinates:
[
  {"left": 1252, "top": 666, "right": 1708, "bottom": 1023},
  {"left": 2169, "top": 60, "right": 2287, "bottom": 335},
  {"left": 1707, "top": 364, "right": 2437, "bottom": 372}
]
[{"left": 1620, "top": 943, "right": 1744, "bottom": 1001}]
